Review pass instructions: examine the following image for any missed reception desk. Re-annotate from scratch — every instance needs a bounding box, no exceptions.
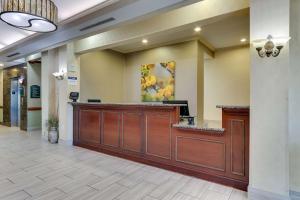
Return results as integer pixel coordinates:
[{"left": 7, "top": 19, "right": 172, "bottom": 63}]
[{"left": 71, "top": 103, "right": 249, "bottom": 191}]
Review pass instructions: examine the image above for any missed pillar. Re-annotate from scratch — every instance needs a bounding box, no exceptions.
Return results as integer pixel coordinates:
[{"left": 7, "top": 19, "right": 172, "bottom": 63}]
[{"left": 249, "top": 0, "right": 290, "bottom": 199}]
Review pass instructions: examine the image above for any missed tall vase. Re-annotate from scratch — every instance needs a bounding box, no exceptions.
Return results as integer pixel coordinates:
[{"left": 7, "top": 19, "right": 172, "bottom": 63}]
[{"left": 48, "top": 127, "right": 59, "bottom": 144}]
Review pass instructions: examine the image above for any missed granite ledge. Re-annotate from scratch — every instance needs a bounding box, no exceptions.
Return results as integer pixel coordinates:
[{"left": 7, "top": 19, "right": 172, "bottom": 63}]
[
  {"left": 173, "top": 120, "right": 225, "bottom": 133},
  {"left": 216, "top": 105, "right": 250, "bottom": 109},
  {"left": 69, "top": 102, "right": 185, "bottom": 107},
  {"left": 173, "top": 124, "right": 225, "bottom": 133}
]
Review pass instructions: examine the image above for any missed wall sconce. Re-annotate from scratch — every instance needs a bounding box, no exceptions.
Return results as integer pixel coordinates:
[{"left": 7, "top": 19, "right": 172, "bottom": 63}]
[
  {"left": 253, "top": 35, "right": 291, "bottom": 58},
  {"left": 18, "top": 76, "right": 25, "bottom": 84},
  {"left": 52, "top": 69, "right": 66, "bottom": 80}
]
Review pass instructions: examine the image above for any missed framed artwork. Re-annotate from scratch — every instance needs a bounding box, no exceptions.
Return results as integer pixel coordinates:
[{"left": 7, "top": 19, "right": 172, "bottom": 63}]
[{"left": 141, "top": 61, "right": 175, "bottom": 102}]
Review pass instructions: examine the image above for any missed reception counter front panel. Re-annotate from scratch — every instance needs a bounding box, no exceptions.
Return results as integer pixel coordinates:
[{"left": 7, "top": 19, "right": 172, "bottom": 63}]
[{"left": 72, "top": 103, "right": 249, "bottom": 191}]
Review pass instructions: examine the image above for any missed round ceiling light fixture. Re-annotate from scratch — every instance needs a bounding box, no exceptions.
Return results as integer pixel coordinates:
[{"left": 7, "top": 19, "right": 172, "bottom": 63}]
[{"left": 0, "top": 0, "right": 58, "bottom": 33}]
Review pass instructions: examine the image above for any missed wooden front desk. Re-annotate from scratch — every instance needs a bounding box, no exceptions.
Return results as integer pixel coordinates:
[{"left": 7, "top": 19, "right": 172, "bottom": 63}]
[{"left": 71, "top": 103, "right": 249, "bottom": 191}]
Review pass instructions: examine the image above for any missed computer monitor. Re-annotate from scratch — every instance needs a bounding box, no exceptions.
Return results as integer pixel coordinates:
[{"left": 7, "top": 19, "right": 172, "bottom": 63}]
[
  {"left": 88, "top": 99, "right": 101, "bottom": 103},
  {"left": 163, "top": 100, "right": 190, "bottom": 117},
  {"left": 69, "top": 92, "right": 79, "bottom": 102}
]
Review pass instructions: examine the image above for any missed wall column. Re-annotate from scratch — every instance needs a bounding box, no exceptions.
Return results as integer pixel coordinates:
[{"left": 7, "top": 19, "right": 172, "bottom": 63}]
[
  {"left": 41, "top": 44, "right": 80, "bottom": 142},
  {"left": 197, "top": 42, "right": 204, "bottom": 121},
  {"left": 289, "top": 0, "right": 300, "bottom": 196},
  {"left": 60, "top": 43, "right": 80, "bottom": 142},
  {"left": 249, "top": 0, "right": 290, "bottom": 199},
  {"left": 41, "top": 50, "right": 58, "bottom": 137}
]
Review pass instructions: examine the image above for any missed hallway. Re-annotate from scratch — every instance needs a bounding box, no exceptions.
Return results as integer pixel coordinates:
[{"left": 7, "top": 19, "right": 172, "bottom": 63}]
[{"left": 0, "top": 126, "right": 247, "bottom": 200}]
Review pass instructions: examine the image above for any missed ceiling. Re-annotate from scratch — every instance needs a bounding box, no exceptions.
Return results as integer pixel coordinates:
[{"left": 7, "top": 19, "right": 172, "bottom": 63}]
[
  {"left": 111, "top": 11, "right": 249, "bottom": 54},
  {"left": 53, "top": 0, "right": 111, "bottom": 21},
  {"left": 0, "top": 0, "right": 114, "bottom": 51},
  {"left": 0, "top": 0, "right": 200, "bottom": 67}
]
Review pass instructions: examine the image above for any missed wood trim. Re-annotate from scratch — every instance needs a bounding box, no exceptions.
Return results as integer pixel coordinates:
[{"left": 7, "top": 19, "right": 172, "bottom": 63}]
[
  {"left": 175, "top": 136, "right": 226, "bottom": 172},
  {"left": 102, "top": 111, "right": 121, "bottom": 148},
  {"left": 27, "top": 107, "right": 42, "bottom": 111},
  {"left": 78, "top": 109, "right": 101, "bottom": 147},
  {"left": 230, "top": 119, "right": 246, "bottom": 176},
  {"left": 145, "top": 112, "right": 172, "bottom": 160},
  {"left": 121, "top": 111, "right": 143, "bottom": 153}
]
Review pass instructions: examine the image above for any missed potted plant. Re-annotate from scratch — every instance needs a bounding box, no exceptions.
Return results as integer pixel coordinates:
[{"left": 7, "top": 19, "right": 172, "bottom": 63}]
[{"left": 47, "top": 116, "right": 59, "bottom": 144}]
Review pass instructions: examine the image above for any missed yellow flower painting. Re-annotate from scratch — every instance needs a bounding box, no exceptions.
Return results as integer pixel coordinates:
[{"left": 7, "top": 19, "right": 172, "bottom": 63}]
[{"left": 141, "top": 61, "right": 176, "bottom": 102}]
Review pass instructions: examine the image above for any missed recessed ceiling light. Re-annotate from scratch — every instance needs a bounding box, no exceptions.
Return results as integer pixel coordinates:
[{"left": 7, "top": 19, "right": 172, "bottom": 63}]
[
  {"left": 142, "top": 39, "right": 148, "bottom": 44},
  {"left": 194, "top": 26, "right": 202, "bottom": 32},
  {"left": 0, "top": 63, "right": 3, "bottom": 67},
  {"left": 240, "top": 38, "right": 247, "bottom": 42}
]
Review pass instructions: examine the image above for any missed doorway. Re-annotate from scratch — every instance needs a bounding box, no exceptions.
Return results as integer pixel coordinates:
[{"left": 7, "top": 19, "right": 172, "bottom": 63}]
[{"left": 10, "top": 78, "right": 20, "bottom": 127}]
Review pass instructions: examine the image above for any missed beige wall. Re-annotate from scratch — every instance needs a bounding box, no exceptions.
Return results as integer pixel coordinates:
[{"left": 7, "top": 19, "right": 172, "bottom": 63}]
[
  {"left": 80, "top": 50, "right": 125, "bottom": 103},
  {"left": 204, "top": 46, "right": 250, "bottom": 120},
  {"left": 124, "top": 41, "right": 199, "bottom": 116},
  {"left": 79, "top": 41, "right": 250, "bottom": 121}
]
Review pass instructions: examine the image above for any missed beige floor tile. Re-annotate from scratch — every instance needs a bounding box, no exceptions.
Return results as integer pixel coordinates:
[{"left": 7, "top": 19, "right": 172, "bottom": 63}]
[
  {"left": 171, "top": 193, "right": 200, "bottom": 200},
  {"left": 116, "top": 181, "right": 157, "bottom": 200},
  {"left": 149, "top": 176, "right": 190, "bottom": 200},
  {"left": 0, "top": 190, "right": 31, "bottom": 200},
  {"left": 0, "top": 126, "right": 248, "bottom": 200},
  {"left": 89, "top": 173, "right": 124, "bottom": 191},
  {"left": 229, "top": 189, "right": 248, "bottom": 200},
  {"left": 200, "top": 190, "right": 230, "bottom": 200},
  {"left": 87, "top": 183, "right": 128, "bottom": 200},
  {"left": 180, "top": 178, "right": 209, "bottom": 198}
]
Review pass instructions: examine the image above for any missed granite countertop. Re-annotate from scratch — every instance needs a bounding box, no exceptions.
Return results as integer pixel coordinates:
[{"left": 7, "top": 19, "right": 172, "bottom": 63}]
[
  {"left": 69, "top": 102, "right": 185, "bottom": 107},
  {"left": 216, "top": 105, "right": 250, "bottom": 109},
  {"left": 173, "top": 120, "right": 225, "bottom": 133}
]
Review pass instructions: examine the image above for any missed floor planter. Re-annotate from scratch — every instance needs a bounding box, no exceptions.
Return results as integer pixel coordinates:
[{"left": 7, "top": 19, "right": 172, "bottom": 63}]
[{"left": 48, "top": 127, "right": 59, "bottom": 144}]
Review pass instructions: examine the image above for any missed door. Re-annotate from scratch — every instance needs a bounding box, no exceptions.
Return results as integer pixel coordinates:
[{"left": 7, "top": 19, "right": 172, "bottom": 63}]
[{"left": 10, "top": 78, "right": 19, "bottom": 127}]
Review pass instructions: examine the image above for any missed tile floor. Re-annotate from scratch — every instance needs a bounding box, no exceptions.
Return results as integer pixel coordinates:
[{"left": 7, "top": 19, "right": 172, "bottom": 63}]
[{"left": 0, "top": 126, "right": 248, "bottom": 200}]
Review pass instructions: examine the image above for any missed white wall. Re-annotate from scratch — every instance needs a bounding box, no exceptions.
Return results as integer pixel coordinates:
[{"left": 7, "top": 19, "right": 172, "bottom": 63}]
[
  {"left": 27, "top": 63, "right": 42, "bottom": 130},
  {"left": 249, "top": 0, "right": 290, "bottom": 198},
  {"left": 289, "top": 0, "right": 300, "bottom": 194},
  {"left": 204, "top": 46, "right": 250, "bottom": 120}
]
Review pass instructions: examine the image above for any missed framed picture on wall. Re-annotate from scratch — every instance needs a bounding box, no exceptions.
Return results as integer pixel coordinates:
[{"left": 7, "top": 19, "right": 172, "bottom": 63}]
[{"left": 141, "top": 61, "right": 175, "bottom": 102}]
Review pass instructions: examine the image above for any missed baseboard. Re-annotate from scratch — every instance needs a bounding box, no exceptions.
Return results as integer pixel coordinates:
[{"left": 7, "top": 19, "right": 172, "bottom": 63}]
[
  {"left": 59, "top": 139, "right": 73, "bottom": 146},
  {"left": 27, "top": 127, "right": 42, "bottom": 131},
  {"left": 248, "top": 186, "right": 291, "bottom": 200},
  {"left": 290, "top": 191, "right": 300, "bottom": 200}
]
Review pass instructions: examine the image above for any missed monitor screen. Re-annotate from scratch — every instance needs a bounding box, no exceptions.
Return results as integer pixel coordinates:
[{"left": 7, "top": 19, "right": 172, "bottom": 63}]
[
  {"left": 69, "top": 92, "right": 79, "bottom": 102},
  {"left": 163, "top": 100, "right": 190, "bottom": 116},
  {"left": 88, "top": 99, "right": 101, "bottom": 103}
]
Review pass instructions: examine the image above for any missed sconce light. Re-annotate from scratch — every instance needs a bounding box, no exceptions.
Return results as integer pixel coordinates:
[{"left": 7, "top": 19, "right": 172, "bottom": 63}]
[
  {"left": 253, "top": 35, "right": 291, "bottom": 58},
  {"left": 52, "top": 69, "right": 66, "bottom": 80},
  {"left": 18, "top": 76, "right": 25, "bottom": 84}
]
